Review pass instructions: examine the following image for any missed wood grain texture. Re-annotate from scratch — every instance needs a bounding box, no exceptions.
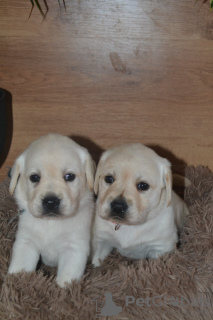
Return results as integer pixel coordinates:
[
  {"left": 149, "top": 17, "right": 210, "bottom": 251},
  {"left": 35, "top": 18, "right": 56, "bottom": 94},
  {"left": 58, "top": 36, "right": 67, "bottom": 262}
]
[{"left": 0, "top": 0, "right": 213, "bottom": 180}]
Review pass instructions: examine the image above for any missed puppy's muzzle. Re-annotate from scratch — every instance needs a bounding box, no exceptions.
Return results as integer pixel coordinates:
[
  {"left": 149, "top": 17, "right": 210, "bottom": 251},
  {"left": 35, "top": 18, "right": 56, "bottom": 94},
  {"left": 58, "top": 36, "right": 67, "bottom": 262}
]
[
  {"left": 42, "top": 195, "right": 61, "bottom": 216},
  {"left": 110, "top": 197, "right": 128, "bottom": 219}
]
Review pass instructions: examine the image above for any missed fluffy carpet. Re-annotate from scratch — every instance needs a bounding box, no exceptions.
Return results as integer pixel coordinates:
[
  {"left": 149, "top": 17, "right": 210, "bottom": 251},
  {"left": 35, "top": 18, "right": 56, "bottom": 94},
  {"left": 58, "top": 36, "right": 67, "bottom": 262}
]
[{"left": 0, "top": 166, "right": 213, "bottom": 320}]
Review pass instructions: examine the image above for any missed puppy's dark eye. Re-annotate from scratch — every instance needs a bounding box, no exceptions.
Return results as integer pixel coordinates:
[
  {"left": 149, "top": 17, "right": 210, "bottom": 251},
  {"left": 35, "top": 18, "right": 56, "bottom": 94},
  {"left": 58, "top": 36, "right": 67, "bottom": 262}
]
[
  {"left": 64, "top": 173, "right": 76, "bottom": 182},
  {"left": 105, "top": 175, "right": 114, "bottom": 184},
  {"left": 137, "top": 182, "right": 149, "bottom": 191},
  {"left": 30, "top": 174, "right": 40, "bottom": 183}
]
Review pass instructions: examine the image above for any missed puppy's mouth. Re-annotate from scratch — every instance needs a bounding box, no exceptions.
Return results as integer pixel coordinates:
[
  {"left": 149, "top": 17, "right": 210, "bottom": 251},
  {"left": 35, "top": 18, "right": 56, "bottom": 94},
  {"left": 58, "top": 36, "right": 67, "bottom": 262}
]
[
  {"left": 101, "top": 211, "right": 130, "bottom": 226},
  {"left": 41, "top": 211, "right": 63, "bottom": 218},
  {"left": 109, "top": 215, "right": 126, "bottom": 223},
  {"left": 108, "top": 215, "right": 145, "bottom": 226}
]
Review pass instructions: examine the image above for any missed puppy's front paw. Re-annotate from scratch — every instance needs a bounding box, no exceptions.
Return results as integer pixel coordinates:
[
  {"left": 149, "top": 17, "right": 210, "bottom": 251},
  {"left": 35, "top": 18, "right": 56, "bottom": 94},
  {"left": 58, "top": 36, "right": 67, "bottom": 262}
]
[
  {"left": 56, "top": 276, "right": 70, "bottom": 288},
  {"left": 8, "top": 263, "right": 35, "bottom": 274},
  {"left": 8, "top": 265, "right": 22, "bottom": 274},
  {"left": 56, "top": 272, "right": 81, "bottom": 288},
  {"left": 92, "top": 257, "right": 101, "bottom": 267}
]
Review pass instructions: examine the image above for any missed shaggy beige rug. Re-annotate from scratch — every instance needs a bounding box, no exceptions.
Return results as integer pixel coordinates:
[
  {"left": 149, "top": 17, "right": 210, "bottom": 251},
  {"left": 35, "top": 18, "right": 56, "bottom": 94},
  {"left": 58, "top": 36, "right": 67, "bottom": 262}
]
[{"left": 0, "top": 166, "right": 213, "bottom": 320}]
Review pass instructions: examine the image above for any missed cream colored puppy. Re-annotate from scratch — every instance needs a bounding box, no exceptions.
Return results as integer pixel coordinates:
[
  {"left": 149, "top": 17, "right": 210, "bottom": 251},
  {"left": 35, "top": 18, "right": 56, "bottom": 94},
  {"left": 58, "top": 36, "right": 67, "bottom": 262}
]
[
  {"left": 92, "top": 143, "right": 189, "bottom": 266},
  {"left": 8, "top": 134, "right": 95, "bottom": 287}
]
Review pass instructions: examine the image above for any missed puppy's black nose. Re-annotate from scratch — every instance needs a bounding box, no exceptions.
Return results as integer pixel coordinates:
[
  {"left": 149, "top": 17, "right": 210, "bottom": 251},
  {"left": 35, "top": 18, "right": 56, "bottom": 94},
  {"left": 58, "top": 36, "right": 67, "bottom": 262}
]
[
  {"left": 42, "top": 196, "right": 61, "bottom": 214},
  {"left": 110, "top": 198, "right": 128, "bottom": 216}
]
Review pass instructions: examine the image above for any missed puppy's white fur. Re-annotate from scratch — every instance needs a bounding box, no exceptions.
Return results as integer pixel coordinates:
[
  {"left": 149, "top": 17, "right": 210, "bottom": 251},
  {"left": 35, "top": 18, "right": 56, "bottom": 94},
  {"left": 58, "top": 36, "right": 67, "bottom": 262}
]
[
  {"left": 92, "top": 143, "right": 189, "bottom": 266},
  {"left": 8, "top": 134, "right": 95, "bottom": 287}
]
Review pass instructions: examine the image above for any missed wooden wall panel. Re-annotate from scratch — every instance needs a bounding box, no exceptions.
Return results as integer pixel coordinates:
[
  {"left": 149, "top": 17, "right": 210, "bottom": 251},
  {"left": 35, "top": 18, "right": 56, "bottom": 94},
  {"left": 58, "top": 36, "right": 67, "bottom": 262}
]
[{"left": 0, "top": 0, "right": 213, "bottom": 180}]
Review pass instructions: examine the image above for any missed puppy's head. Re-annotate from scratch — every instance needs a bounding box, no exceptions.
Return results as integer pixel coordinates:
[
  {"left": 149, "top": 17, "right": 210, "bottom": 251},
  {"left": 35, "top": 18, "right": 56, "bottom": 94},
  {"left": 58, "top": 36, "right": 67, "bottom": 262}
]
[
  {"left": 9, "top": 134, "right": 95, "bottom": 219},
  {"left": 94, "top": 144, "right": 172, "bottom": 225}
]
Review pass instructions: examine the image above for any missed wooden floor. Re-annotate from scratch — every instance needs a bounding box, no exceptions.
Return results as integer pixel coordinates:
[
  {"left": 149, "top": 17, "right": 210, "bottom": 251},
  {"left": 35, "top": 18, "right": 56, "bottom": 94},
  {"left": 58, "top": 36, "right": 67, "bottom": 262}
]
[{"left": 0, "top": 0, "right": 213, "bottom": 181}]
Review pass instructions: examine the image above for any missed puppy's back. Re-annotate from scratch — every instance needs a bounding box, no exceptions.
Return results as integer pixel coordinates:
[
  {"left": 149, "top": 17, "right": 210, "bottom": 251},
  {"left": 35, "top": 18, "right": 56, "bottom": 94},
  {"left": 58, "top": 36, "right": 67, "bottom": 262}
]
[{"left": 171, "top": 191, "right": 189, "bottom": 232}]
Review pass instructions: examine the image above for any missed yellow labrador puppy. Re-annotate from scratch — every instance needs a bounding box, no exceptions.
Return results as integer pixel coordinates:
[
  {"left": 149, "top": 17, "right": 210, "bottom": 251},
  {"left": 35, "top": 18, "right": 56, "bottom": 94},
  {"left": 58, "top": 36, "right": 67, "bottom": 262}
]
[
  {"left": 92, "top": 143, "right": 189, "bottom": 266},
  {"left": 8, "top": 134, "right": 95, "bottom": 287}
]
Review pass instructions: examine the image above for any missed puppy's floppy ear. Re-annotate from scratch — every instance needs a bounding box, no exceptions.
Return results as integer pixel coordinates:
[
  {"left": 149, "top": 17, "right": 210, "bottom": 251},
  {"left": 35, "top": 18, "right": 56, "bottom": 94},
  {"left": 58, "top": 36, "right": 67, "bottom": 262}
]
[
  {"left": 94, "top": 151, "right": 110, "bottom": 195},
  {"left": 162, "top": 159, "right": 172, "bottom": 207},
  {"left": 84, "top": 152, "right": 96, "bottom": 191},
  {"left": 94, "top": 160, "right": 103, "bottom": 195},
  {"left": 9, "top": 153, "right": 25, "bottom": 196}
]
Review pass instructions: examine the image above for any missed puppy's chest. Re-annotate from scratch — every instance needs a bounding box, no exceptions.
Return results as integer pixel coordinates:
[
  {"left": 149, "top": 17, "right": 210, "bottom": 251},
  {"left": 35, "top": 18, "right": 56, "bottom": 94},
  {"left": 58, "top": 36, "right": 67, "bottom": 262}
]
[
  {"left": 102, "top": 224, "right": 132, "bottom": 246},
  {"left": 19, "top": 216, "right": 73, "bottom": 257},
  {"left": 33, "top": 225, "right": 66, "bottom": 248},
  {"left": 104, "top": 224, "right": 169, "bottom": 259}
]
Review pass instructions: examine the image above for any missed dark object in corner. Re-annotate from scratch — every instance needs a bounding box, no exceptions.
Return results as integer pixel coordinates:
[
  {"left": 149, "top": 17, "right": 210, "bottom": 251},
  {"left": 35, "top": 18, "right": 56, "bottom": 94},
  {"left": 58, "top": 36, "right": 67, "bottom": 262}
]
[
  {"left": 0, "top": 88, "right": 6, "bottom": 154},
  {"left": 0, "top": 88, "right": 13, "bottom": 170}
]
